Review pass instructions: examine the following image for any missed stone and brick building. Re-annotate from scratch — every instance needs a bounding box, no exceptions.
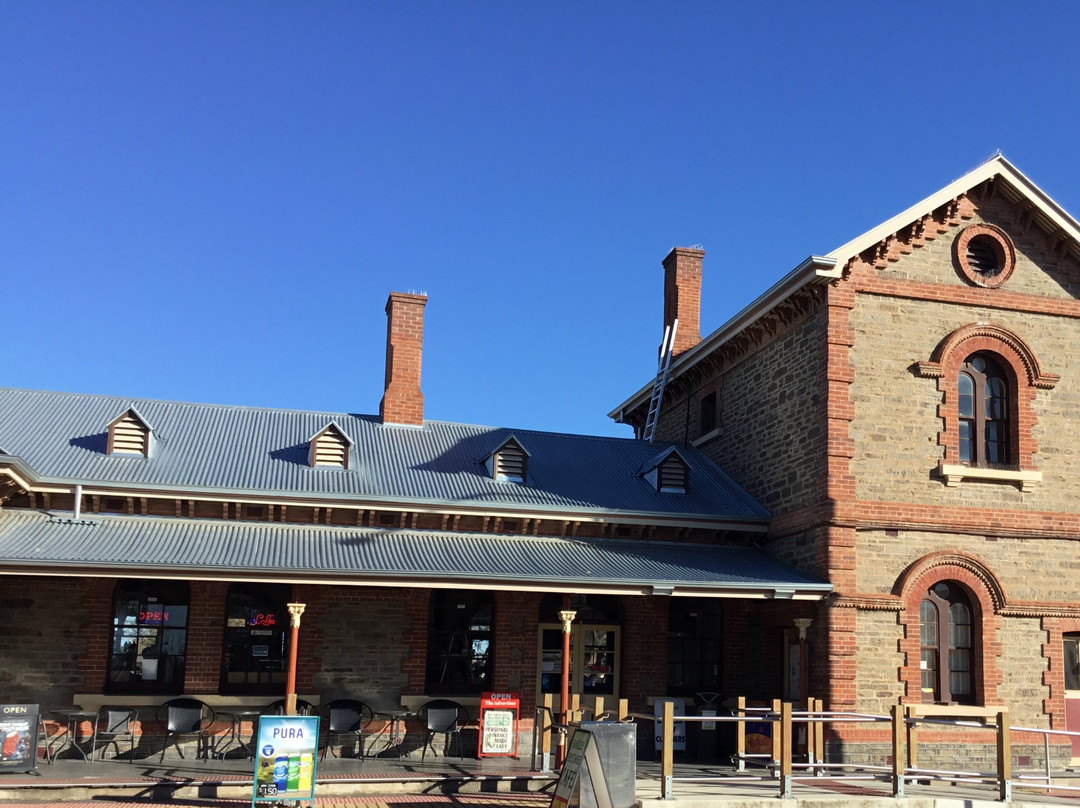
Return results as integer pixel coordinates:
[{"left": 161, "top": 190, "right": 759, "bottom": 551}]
[
  {"left": 0, "top": 291, "right": 828, "bottom": 757},
  {"left": 611, "top": 155, "right": 1080, "bottom": 766}
]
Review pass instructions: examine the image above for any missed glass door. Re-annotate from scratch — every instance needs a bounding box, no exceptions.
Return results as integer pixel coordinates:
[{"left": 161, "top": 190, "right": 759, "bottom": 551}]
[{"left": 537, "top": 623, "right": 620, "bottom": 703}]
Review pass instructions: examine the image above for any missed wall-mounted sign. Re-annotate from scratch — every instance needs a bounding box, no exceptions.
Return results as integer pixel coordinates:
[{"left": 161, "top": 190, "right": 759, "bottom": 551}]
[
  {"left": 0, "top": 704, "right": 39, "bottom": 773},
  {"left": 252, "top": 715, "right": 319, "bottom": 805},
  {"left": 477, "top": 692, "right": 519, "bottom": 758}
]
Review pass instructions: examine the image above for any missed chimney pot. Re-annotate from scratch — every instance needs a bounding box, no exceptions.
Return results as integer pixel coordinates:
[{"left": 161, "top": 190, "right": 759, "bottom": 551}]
[{"left": 380, "top": 292, "right": 427, "bottom": 425}]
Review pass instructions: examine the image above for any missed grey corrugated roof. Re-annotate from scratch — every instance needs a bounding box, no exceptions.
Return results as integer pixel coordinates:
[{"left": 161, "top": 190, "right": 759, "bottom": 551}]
[
  {"left": 0, "top": 387, "right": 769, "bottom": 524},
  {"left": 0, "top": 510, "right": 828, "bottom": 598}
]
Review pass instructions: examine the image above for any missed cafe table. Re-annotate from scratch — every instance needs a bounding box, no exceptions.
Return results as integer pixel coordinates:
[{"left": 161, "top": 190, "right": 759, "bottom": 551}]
[{"left": 48, "top": 708, "right": 97, "bottom": 763}]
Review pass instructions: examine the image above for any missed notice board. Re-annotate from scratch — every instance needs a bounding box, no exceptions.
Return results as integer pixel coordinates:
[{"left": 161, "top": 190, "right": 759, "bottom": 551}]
[
  {"left": 0, "top": 704, "right": 39, "bottom": 773},
  {"left": 477, "top": 691, "right": 519, "bottom": 758},
  {"left": 252, "top": 715, "right": 319, "bottom": 806}
]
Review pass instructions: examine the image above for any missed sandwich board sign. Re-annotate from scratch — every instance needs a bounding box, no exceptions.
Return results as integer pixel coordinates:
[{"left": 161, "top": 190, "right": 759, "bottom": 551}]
[
  {"left": 0, "top": 704, "right": 40, "bottom": 774},
  {"left": 252, "top": 715, "right": 319, "bottom": 806},
  {"left": 478, "top": 692, "right": 519, "bottom": 758},
  {"left": 550, "top": 729, "right": 612, "bottom": 808}
]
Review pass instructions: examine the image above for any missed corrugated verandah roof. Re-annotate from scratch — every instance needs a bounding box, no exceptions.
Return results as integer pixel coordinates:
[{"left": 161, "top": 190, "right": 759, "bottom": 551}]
[
  {"left": 0, "top": 510, "right": 829, "bottom": 598},
  {"left": 0, "top": 386, "right": 769, "bottom": 524}
]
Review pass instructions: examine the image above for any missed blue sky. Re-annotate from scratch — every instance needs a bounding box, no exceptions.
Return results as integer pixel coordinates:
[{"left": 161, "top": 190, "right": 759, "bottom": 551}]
[{"left": 4, "top": 2, "right": 1079, "bottom": 438}]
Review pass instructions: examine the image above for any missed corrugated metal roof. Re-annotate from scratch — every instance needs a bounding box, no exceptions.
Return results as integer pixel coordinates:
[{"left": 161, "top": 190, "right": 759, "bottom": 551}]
[
  {"left": 0, "top": 387, "right": 770, "bottom": 524},
  {"left": 0, "top": 510, "right": 828, "bottom": 597}
]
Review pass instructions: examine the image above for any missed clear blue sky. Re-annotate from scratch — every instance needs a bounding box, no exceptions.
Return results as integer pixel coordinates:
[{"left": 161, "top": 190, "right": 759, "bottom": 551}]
[{"left": 4, "top": 2, "right": 1079, "bottom": 438}]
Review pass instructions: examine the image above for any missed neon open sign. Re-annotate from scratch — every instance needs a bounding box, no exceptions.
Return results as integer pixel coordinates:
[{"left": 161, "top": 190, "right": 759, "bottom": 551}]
[{"left": 139, "top": 610, "right": 166, "bottom": 624}]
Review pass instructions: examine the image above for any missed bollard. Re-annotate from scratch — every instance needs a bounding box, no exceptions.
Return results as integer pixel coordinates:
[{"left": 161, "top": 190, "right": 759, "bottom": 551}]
[
  {"left": 779, "top": 702, "right": 792, "bottom": 799},
  {"left": 661, "top": 700, "right": 674, "bottom": 799},
  {"left": 891, "top": 704, "right": 905, "bottom": 797}
]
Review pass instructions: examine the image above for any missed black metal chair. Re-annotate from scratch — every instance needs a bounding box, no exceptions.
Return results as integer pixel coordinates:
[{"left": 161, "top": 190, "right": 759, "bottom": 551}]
[
  {"left": 92, "top": 706, "right": 138, "bottom": 763},
  {"left": 319, "top": 699, "right": 373, "bottom": 761},
  {"left": 158, "top": 698, "right": 215, "bottom": 761},
  {"left": 418, "top": 699, "right": 468, "bottom": 760},
  {"left": 263, "top": 698, "right": 315, "bottom": 716}
]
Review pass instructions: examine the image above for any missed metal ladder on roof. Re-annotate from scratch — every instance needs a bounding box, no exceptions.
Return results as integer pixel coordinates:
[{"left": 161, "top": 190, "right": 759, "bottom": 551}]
[{"left": 642, "top": 319, "right": 678, "bottom": 443}]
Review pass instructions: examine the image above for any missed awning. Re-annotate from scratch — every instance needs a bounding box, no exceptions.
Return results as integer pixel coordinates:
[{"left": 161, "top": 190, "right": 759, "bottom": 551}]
[{"left": 0, "top": 510, "right": 830, "bottom": 600}]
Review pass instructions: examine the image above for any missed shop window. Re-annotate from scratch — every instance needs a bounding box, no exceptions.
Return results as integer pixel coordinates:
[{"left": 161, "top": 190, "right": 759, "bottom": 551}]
[
  {"left": 425, "top": 590, "right": 493, "bottom": 695},
  {"left": 958, "top": 353, "right": 1010, "bottom": 466},
  {"left": 221, "top": 583, "right": 290, "bottom": 695},
  {"left": 1065, "top": 634, "right": 1080, "bottom": 692},
  {"left": 667, "top": 599, "right": 722, "bottom": 698},
  {"left": 920, "top": 581, "right": 975, "bottom": 704},
  {"left": 106, "top": 580, "right": 189, "bottom": 695}
]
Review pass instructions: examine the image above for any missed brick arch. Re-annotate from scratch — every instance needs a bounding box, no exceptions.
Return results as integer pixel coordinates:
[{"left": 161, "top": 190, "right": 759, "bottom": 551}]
[
  {"left": 895, "top": 552, "right": 1005, "bottom": 705},
  {"left": 916, "top": 323, "right": 1058, "bottom": 470}
]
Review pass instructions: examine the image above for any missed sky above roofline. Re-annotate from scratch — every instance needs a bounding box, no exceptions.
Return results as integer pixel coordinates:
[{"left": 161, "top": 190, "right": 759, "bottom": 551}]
[{"left": 4, "top": 2, "right": 1079, "bottom": 438}]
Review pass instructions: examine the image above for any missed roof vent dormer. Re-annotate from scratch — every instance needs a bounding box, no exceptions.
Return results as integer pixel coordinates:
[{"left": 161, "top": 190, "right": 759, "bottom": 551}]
[
  {"left": 107, "top": 408, "right": 154, "bottom": 457},
  {"left": 639, "top": 446, "right": 690, "bottom": 494},
  {"left": 486, "top": 436, "right": 530, "bottom": 483},
  {"left": 309, "top": 422, "right": 352, "bottom": 469}
]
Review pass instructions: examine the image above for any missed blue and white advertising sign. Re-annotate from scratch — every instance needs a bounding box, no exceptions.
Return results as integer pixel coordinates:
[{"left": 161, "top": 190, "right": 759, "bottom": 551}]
[{"left": 252, "top": 715, "right": 319, "bottom": 806}]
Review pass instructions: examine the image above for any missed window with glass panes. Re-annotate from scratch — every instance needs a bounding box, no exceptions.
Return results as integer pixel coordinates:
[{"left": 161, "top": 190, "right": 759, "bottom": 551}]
[
  {"left": 106, "top": 580, "right": 189, "bottom": 694},
  {"left": 958, "top": 354, "right": 1010, "bottom": 466},
  {"left": 425, "top": 590, "right": 493, "bottom": 695},
  {"left": 667, "top": 599, "right": 722, "bottom": 697},
  {"left": 221, "top": 583, "right": 290, "bottom": 694},
  {"left": 920, "top": 581, "right": 974, "bottom": 704}
]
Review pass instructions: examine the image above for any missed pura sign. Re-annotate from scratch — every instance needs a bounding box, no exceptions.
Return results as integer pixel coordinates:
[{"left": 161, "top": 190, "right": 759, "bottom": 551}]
[
  {"left": 0, "top": 704, "right": 39, "bottom": 773},
  {"left": 252, "top": 715, "right": 319, "bottom": 806}
]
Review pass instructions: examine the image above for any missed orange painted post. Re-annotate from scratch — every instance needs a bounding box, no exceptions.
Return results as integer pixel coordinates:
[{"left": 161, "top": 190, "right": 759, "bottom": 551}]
[
  {"left": 285, "top": 602, "right": 306, "bottom": 715},
  {"left": 556, "top": 609, "right": 575, "bottom": 767}
]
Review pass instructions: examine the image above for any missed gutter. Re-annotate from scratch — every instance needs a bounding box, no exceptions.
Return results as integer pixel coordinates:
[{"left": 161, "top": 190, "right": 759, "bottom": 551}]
[{"left": 610, "top": 255, "right": 840, "bottom": 423}]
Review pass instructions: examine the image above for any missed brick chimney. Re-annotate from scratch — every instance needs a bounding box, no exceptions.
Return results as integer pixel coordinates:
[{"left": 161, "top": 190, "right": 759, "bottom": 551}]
[
  {"left": 380, "top": 292, "right": 427, "bottom": 426},
  {"left": 662, "top": 246, "right": 704, "bottom": 356}
]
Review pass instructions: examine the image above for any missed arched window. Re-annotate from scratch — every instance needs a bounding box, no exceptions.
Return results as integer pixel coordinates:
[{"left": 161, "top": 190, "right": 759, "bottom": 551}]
[
  {"left": 106, "top": 580, "right": 189, "bottom": 695},
  {"left": 221, "top": 583, "right": 290, "bottom": 695},
  {"left": 958, "top": 353, "right": 1010, "bottom": 466},
  {"left": 425, "top": 590, "right": 493, "bottom": 695},
  {"left": 920, "top": 581, "right": 975, "bottom": 704}
]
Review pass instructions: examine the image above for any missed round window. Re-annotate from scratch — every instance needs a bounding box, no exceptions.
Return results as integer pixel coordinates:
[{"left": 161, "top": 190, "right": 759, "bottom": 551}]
[{"left": 955, "top": 224, "right": 1015, "bottom": 288}]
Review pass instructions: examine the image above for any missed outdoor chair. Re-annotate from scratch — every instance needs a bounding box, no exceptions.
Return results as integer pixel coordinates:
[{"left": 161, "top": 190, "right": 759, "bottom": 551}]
[
  {"left": 92, "top": 706, "right": 138, "bottom": 763},
  {"left": 417, "top": 699, "right": 468, "bottom": 760},
  {"left": 264, "top": 698, "right": 315, "bottom": 716},
  {"left": 319, "top": 698, "right": 373, "bottom": 761},
  {"left": 158, "top": 698, "right": 215, "bottom": 762}
]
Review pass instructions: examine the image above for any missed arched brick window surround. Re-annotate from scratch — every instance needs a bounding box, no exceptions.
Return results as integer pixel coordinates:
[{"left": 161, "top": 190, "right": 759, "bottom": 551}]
[
  {"left": 895, "top": 552, "right": 1005, "bottom": 705},
  {"left": 916, "top": 323, "right": 1058, "bottom": 471}
]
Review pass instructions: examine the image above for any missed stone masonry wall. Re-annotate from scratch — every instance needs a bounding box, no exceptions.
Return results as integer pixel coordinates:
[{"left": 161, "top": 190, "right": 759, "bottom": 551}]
[
  {"left": 0, "top": 576, "right": 90, "bottom": 705},
  {"left": 655, "top": 309, "right": 826, "bottom": 516},
  {"left": 847, "top": 202, "right": 1080, "bottom": 510},
  {"left": 313, "top": 586, "right": 412, "bottom": 711}
]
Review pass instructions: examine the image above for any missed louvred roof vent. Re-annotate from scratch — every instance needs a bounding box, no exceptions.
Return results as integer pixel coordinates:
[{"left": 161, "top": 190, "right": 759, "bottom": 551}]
[
  {"left": 309, "top": 422, "right": 352, "bottom": 469},
  {"left": 485, "top": 436, "right": 530, "bottom": 483},
  {"left": 107, "top": 408, "right": 154, "bottom": 457}
]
